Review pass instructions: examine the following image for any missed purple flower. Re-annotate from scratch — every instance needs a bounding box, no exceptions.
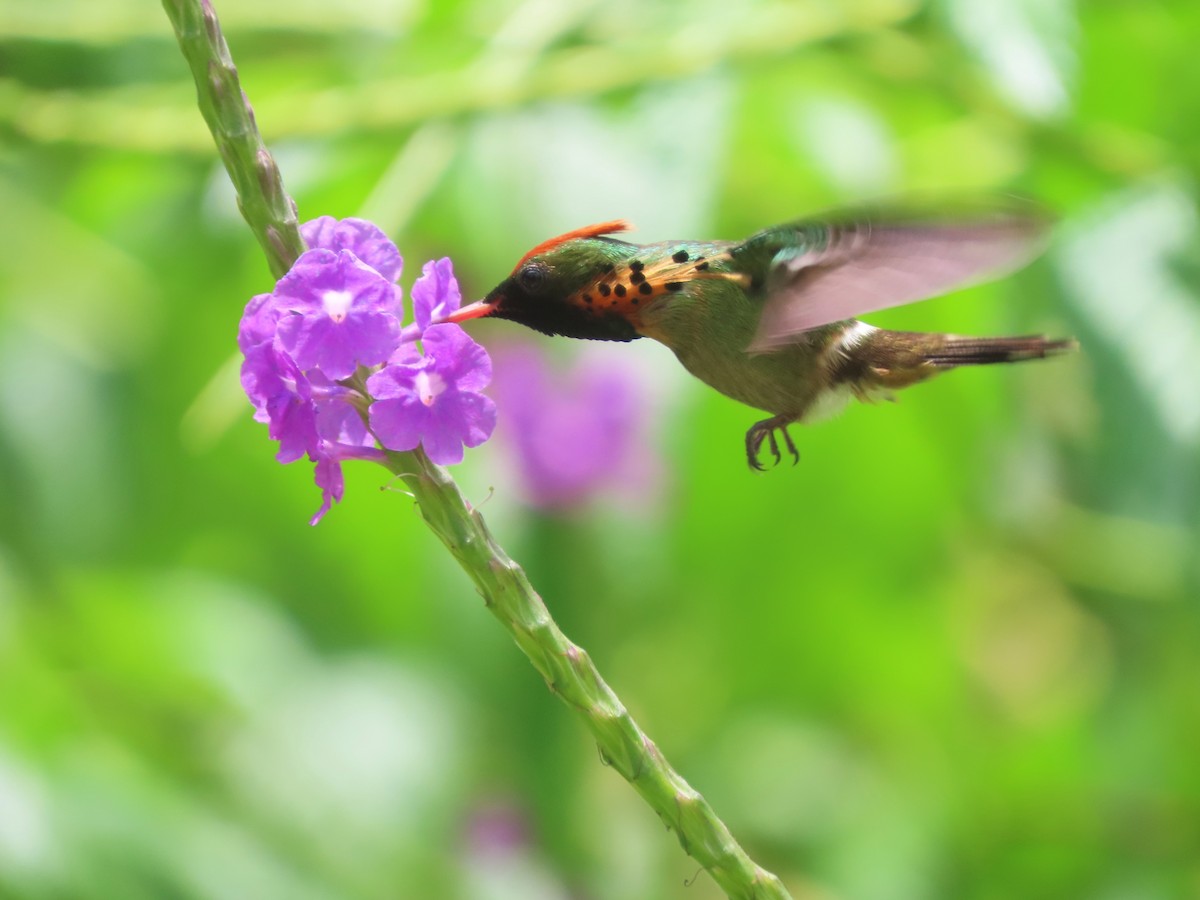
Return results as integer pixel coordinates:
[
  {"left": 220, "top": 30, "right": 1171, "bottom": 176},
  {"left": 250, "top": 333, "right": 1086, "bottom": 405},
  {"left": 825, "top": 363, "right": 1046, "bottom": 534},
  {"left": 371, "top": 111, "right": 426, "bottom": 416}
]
[
  {"left": 239, "top": 341, "right": 381, "bottom": 524},
  {"left": 240, "top": 341, "right": 319, "bottom": 463},
  {"left": 238, "top": 217, "right": 493, "bottom": 523},
  {"left": 311, "top": 379, "right": 371, "bottom": 449},
  {"left": 411, "top": 257, "right": 461, "bottom": 332},
  {"left": 274, "top": 249, "right": 401, "bottom": 381},
  {"left": 490, "top": 342, "right": 660, "bottom": 511},
  {"left": 238, "top": 293, "right": 280, "bottom": 353},
  {"left": 464, "top": 801, "right": 531, "bottom": 858},
  {"left": 301, "top": 216, "right": 403, "bottom": 282},
  {"left": 307, "top": 433, "right": 385, "bottom": 525},
  {"left": 388, "top": 338, "right": 422, "bottom": 366},
  {"left": 367, "top": 324, "right": 496, "bottom": 465},
  {"left": 311, "top": 455, "right": 345, "bottom": 526}
]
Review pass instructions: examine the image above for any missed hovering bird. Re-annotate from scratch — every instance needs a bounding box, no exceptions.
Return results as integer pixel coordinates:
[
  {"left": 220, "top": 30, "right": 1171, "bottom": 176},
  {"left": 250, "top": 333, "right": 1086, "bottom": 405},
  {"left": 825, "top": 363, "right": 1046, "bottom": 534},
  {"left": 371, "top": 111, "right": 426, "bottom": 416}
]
[{"left": 444, "top": 205, "right": 1075, "bottom": 469}]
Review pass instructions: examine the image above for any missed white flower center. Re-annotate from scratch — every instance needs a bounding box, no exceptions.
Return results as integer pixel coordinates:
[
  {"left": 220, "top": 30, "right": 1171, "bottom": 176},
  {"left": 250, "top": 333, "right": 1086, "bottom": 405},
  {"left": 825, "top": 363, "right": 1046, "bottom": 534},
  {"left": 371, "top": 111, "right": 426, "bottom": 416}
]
[
  {"left": 414, "top": 370, "right": 447, "bottom": 406},
  {"left": 322, "top": 289, "right": 353, "bottom": 323}
]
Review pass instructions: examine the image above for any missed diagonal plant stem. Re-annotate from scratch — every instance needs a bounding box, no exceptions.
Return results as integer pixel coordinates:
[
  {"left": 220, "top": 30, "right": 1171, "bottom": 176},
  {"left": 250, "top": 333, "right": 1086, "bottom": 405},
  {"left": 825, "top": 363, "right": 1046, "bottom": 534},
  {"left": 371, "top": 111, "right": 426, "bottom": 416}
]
[
  {"left": 380, "top": 453, "right": 791, "bottom": 899},
  {"left": 163, "top": 1, "right": 792, "bottom": 896},
  {"left": 162, "top": 0, "right": 305, "bottom": 279}
]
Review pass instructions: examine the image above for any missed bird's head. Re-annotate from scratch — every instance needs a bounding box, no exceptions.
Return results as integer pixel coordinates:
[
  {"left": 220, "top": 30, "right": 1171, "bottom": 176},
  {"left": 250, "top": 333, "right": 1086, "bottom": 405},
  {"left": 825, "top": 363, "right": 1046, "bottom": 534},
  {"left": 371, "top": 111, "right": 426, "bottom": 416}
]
[{"left": 441, "top": 221, "right": 645, "bottom": 342}]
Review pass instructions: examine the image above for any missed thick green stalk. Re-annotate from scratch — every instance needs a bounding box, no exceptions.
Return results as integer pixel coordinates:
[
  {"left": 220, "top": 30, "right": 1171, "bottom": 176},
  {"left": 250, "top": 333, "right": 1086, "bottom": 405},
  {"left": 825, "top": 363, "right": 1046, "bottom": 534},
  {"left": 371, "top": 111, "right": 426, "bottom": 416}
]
[
  {"left": 163, "top": 1, "right": 792, "bottom": 896},
  {"left": 386, "top": 450, "right": 789, "bottom": 899},
  {"left": 162, "top": 0, "right": 305, "bottom": 277}
]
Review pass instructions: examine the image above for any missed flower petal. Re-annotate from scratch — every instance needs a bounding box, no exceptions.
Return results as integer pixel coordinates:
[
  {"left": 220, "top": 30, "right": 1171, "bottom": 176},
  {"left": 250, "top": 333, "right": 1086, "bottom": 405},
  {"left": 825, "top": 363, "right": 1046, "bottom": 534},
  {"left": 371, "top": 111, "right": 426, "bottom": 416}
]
[
  {"left": 301, "top": 216, "right": 403, "bottom": 282},
  {"left": 365, "top": 362, "right": 419, "bottom": 401},
  {"left": 310, "top": 455, "right": 345, "bottom": 525},
  {"left": 274, "top": 250, "right": 401, "bottom": 379},
  {"left": 412, "top": 257, "right": 462, "bottom": 332},
  {"left": 368, "top": 393, "right": 430, "bottom": 452},
  {"left": 240, "top": 343, "right": 321, "bottom": 463},
  {"left": 413, "top": 390, "right": 495, "bottom": 464},
  {"left": 313, "top": 387, "right": 371, "bottom": 447},
  {"left": 442, "top": 390, "right": 498, "bottom": 449},
  {"left": 422, "top": 324, "right": 493, "bottom": 391},
  {"left": 238, "top": 293, "right": 281, "bottom": 352}
]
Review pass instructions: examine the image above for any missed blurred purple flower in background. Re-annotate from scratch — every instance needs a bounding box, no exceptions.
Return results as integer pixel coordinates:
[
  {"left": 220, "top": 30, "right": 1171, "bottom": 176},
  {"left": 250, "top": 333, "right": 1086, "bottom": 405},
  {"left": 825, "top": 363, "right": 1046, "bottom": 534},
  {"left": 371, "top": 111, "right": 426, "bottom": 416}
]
[
  {"left": 489, "top": 341, "right": 662, "bottom": 513},
  {"left": 460, "top": 800, "right": 567, "bottom": 899},
  {"left": 463, "top": 800, "right": 530, "bottom": 858},
  {"left": 237, "top": 219, "right": 495, "bottom": 523}
]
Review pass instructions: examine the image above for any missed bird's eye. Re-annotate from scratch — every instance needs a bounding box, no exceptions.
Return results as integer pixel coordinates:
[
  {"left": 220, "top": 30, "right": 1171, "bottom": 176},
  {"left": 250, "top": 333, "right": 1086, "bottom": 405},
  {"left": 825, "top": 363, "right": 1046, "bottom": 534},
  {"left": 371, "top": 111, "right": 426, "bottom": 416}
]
[{"left": 517, "top": 264, "right": 548, "bottom": 293}]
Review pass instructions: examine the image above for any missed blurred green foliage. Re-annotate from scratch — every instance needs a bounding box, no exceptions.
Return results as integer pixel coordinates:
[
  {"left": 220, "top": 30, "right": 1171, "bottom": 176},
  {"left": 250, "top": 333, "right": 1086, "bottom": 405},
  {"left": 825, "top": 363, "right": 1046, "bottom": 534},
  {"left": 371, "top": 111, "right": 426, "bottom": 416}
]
[{"left": 2, "top": 0, "right": 1199, "bottom": 897}]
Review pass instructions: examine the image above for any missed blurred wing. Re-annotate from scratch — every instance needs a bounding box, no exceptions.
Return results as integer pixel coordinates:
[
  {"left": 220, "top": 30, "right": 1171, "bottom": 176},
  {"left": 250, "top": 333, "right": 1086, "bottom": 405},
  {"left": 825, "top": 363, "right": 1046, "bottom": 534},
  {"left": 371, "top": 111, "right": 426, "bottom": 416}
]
[{"left": 749, "top": 208, "right": 1049, "bottom": 352}]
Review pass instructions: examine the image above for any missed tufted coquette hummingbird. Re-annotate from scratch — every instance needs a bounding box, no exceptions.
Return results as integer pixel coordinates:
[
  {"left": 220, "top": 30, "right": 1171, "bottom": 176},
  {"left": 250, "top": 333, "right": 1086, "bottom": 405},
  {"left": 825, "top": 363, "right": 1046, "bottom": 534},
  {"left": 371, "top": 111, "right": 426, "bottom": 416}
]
[{"left": 442, "top": 205, "right": 1076, "bottom": 469}]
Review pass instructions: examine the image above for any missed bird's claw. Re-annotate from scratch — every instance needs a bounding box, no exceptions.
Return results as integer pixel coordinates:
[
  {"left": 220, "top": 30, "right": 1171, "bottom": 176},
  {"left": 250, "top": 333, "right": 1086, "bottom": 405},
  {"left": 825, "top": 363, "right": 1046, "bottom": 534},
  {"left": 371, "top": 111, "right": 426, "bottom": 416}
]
[{"left": 745, "top": 417, "right": 799, "bottom": 470}]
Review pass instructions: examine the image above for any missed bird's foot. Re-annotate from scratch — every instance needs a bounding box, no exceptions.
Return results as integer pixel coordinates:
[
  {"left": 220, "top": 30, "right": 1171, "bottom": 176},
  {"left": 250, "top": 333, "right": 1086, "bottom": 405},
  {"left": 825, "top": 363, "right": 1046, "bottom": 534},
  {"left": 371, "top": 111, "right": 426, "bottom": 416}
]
[{"left": 745, "top": 416, "right": 799, "bottom": 470}]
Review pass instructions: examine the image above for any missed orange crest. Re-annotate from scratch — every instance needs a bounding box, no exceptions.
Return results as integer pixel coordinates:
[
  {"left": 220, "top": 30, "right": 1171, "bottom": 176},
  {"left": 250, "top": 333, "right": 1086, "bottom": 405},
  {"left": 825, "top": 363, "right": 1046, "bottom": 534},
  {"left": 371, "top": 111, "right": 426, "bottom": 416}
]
[{"left": 512, "top": 220, "right": 634, "bottom": 273}]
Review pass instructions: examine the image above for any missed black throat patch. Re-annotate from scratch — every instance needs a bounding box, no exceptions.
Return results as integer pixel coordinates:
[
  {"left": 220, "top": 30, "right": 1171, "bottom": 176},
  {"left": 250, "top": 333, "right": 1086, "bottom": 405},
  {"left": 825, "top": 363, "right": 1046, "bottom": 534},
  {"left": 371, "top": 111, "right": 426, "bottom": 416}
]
[{"left": 492, "top": 279, "right": 642, "bottom": 343}]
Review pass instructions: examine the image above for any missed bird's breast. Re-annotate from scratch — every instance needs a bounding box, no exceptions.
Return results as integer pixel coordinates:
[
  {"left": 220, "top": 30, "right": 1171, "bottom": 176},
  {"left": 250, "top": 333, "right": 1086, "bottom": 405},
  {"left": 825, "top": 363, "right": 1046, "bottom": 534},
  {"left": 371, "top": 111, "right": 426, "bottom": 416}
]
[{"left": 639, "top": 278, "right": 828, "bottom": 417}]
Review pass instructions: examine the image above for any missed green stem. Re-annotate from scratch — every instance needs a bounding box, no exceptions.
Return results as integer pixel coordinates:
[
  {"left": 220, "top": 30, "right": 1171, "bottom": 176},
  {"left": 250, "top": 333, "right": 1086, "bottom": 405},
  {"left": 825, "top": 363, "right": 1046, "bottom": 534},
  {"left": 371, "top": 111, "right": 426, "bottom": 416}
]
[
  {"left": 385, "top": 450, "right": 790, "bottom": 900},
  {"left": 162, "top": 0, "right": 305, "bottom": 277},
  {"left": 163, "top": 1, "right": 792, "bottom": 895}
]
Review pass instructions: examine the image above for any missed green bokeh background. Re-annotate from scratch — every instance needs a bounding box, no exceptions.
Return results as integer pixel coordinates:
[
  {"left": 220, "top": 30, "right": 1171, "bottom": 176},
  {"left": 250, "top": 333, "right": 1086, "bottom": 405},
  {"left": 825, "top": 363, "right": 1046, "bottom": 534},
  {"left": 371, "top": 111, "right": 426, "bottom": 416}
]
[{"left": 2, "top": 1, "right": 1199, "bottom": 897}]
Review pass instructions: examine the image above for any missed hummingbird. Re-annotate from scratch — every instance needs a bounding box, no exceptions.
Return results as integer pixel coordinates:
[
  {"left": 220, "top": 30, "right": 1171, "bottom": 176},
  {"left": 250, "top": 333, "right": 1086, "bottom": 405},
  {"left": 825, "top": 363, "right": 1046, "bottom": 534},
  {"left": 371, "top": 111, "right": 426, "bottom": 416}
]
[{"left": 443, "top": 205, "right": 1075, "bottom": 469}]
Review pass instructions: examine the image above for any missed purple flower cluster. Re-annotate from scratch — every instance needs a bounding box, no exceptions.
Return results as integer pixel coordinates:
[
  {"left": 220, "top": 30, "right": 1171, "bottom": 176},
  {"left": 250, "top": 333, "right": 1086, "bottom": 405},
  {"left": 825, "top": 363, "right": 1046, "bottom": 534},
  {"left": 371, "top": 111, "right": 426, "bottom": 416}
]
[{"left": 239, "top": 217, "right": 496, "bottom": 524}]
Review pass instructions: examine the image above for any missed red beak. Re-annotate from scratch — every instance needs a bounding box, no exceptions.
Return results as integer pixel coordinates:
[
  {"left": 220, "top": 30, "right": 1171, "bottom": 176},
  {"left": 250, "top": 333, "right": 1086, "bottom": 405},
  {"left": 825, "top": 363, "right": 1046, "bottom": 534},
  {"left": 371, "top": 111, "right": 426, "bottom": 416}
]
[{"left": 438, "top": 299, "right": 497, "bottom": 325}]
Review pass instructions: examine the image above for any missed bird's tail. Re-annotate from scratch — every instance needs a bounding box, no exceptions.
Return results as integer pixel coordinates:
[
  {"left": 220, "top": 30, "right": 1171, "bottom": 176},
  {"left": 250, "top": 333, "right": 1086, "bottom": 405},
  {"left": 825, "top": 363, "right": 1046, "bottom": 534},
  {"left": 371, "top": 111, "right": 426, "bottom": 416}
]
[
  {"left": 917, "top": 333, "right": 1078, "bottom": 367},
  {"left": 842, "top": 328, "right": 1077, "bottom": 392}
]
